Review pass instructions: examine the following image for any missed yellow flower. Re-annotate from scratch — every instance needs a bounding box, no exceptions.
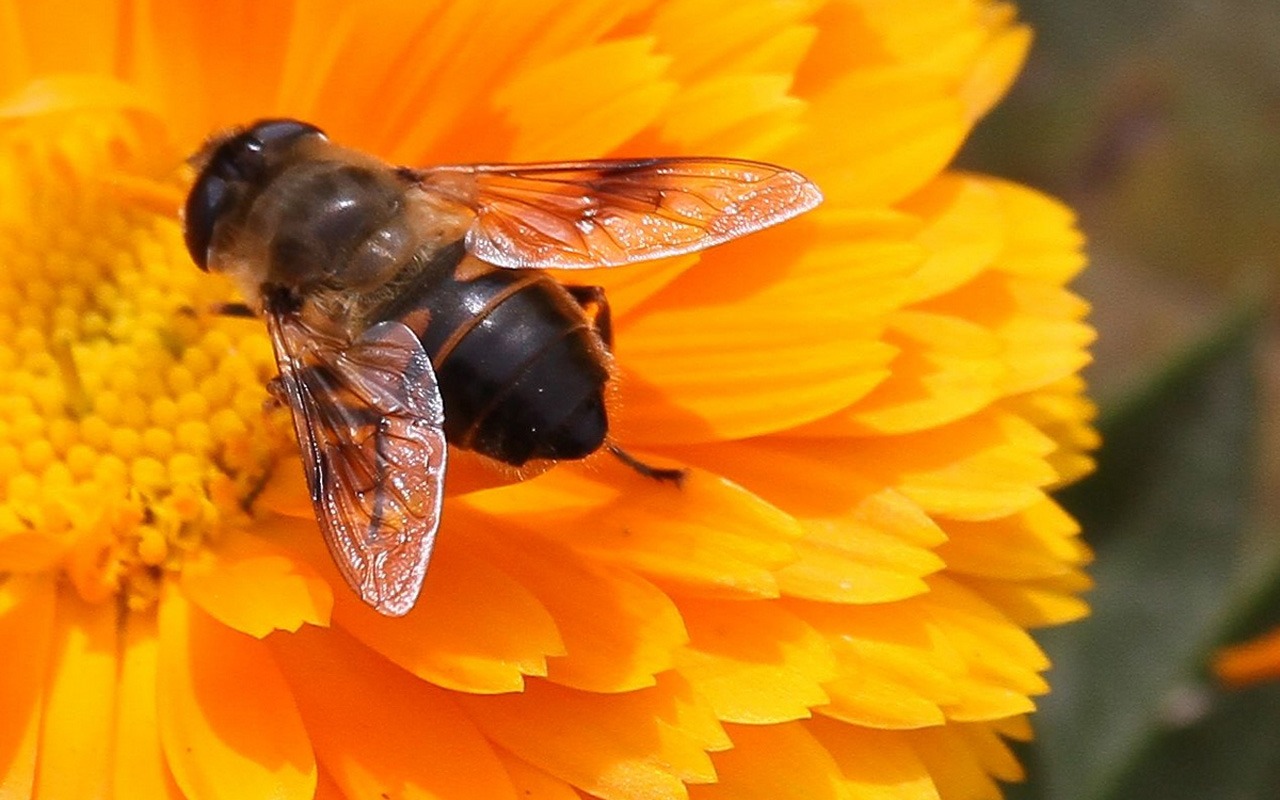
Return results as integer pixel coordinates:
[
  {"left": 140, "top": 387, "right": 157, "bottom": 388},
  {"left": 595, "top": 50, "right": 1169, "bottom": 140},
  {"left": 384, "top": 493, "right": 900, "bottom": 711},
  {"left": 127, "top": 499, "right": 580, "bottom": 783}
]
[{"left": 0, "top": 2, "right": 1096, "bottom": 799}]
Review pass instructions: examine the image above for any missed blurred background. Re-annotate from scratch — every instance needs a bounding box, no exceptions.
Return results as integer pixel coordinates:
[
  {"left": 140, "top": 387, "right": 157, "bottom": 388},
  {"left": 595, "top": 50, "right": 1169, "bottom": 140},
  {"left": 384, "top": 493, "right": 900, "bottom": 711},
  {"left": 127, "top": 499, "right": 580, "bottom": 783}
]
[{"left": 957, "top": 1, "right": 1280, "bottom": 797}]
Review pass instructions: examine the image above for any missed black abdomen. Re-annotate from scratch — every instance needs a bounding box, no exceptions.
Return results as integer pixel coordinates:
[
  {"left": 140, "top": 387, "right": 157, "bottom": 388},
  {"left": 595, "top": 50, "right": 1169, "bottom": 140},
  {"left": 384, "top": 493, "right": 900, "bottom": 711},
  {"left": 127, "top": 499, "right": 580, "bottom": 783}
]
[{"left": 377, "top": 255, "right": 610, "bottom": 466}]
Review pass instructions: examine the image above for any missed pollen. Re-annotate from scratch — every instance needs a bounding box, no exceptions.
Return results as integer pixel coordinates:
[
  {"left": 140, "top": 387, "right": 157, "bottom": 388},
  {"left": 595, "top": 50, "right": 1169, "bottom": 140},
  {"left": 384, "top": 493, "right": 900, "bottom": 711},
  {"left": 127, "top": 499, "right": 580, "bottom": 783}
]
[{"left": 0, "top": 111, "right": 285, "bottom": 608}]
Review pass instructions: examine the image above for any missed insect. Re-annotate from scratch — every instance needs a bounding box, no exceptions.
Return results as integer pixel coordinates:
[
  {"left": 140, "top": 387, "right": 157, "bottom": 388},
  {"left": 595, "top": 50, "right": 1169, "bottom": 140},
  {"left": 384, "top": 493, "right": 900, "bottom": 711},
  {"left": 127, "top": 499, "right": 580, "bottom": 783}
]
[{"left": 182, "top": 118, "right": 822, "bottom": 616}]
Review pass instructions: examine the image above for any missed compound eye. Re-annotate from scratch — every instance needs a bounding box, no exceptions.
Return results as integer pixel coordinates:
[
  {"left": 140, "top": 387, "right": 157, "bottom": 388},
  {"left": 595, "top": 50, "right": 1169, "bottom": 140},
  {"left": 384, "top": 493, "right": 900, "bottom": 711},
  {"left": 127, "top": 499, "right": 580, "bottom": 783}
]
[
  {"left": 247, "top": 118, "right": 324, "bottom": 147},
  {"left": 182, "top": 172, "right": 230, "bottom": 271}
]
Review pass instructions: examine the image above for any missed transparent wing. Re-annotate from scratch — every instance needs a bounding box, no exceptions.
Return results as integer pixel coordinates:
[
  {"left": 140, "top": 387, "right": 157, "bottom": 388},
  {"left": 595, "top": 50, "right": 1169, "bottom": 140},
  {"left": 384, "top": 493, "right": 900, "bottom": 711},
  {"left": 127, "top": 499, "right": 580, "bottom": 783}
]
[
  {"left": 267, "top": 314, "right": 447, "bottom": 617},
  {"left": 411, "top": 157, "right": 823, "bottom": 269}
]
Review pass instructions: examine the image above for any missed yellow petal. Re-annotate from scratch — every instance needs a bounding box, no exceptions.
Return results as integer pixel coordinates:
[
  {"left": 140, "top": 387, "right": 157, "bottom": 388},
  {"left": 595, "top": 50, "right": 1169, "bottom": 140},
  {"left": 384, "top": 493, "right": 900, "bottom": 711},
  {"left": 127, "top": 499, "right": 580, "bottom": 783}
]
[
  {"left": 988, "top": 178, "right": 1087, "bottom": 284},
  {"left": 806, "top": 719, "right": 940, "bottom": 800},
  {"left": 669, "top": 442, "right": 946, "bottom": 603},
  {"left": 157, "top": 588, "right": 316, "bottom": 800},
  {"left": 964, "top": 576, "right": 1092, "bottom": 628},
  {"left": 901, "top": 175, "right": 1005, "bottom": 303},
  {"left": 113, "top": 610, "right": 183, "bottom": 800},
  {"left": 675, "top": 598, "right": 836, "bottom": 724},
  {"left": 694, "top": 722, "right": 849, "bottom": 800},
  {"left": 846, "top": 411, "right": 1060, "bottom": 521},
  {"left": 0, "top": 575, "right": 56, "bottom": 798},
  {"left": 937, "top": 498, "right": 1088, "bottom": 581},
  {"left": 271, "top": 625, "right": 519, "bottom": 800},
  {"left": 903, "top": 723, "right": 1015, "bottom": 800},
  {"left": 180, "top": 526, "right": 332, "bottom": 638},
  {"left": 459, "top": 673, "right": 727, "bottom": 800},
  {"left": 35, "top": 593, "right": 118, "bottom": 800}
]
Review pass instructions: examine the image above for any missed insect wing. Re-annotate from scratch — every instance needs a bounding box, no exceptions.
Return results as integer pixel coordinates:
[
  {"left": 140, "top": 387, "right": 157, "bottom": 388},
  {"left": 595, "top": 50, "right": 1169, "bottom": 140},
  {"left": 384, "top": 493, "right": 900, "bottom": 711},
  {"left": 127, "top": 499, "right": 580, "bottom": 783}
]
[
  {"left": 413, "top": 158, "right": 822, "bottom": 269},
  {"left": 268, "top": 315, "right": 447, "bottom": 617}
]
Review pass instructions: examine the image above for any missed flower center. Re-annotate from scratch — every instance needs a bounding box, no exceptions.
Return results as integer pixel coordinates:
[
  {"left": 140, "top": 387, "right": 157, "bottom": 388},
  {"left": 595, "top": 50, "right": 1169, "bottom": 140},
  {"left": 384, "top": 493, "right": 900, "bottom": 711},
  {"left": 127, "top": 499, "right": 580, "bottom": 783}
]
[{"left": 0, "top": 107, "right": 285, "bottom": 609}]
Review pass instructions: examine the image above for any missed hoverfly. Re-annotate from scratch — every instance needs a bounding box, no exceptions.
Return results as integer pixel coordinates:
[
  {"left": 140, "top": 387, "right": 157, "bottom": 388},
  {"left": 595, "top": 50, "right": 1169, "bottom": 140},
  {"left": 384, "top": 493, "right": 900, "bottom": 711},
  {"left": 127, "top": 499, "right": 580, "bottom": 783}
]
[{"left": 183, "top": 119, "right": 822, "bottom": 616}]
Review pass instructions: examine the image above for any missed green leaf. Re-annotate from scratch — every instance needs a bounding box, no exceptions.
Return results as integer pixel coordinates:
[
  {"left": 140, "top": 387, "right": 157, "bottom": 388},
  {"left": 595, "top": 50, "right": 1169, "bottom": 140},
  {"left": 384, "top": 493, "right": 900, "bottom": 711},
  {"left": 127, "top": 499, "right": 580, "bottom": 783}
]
[{"left": 1015, "top": 305, "right": 1276, "bottom": 800}]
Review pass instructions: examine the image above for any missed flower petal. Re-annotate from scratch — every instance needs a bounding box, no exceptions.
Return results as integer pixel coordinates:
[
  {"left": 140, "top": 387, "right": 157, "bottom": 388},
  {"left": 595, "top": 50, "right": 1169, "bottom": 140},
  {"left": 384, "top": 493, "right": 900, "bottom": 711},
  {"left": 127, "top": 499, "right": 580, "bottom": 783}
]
[
  {"left": 841, "top": 411, "right": 1060, "bottom": 521},
  {"left": 157, "top": 588, "right": 316, "bottom": 800},
  {"left": 459, "top": 507, "right": 690, "bottom": 692},
  {"left": 273, "top": 513, "right": 565, "bottom": 694},
  {"left": 784, "top": 66, "right": 968, "bottom": 207},
  {"left": 670, "top": 440, "right": 949, "bottom": 603},
  {"left": 35, "top": 592, "right": 118, "bottom": 800},
  {"left": 494, "top": 37, "right": 677, "bottom": 161},
  {"left": 496, "top": 750, "right": 581, "bottom": 800},
  {"left": 459, "top": 674, "right": 727, "bottom": 800},
  {"left": 806, "top": 719, "right": 939, "bottom": 800},
  {"left": 937, "top": 499, "right": 1088, "bottom": 581},
  {"left": 988, "top": 178, "right": 1087, "bottom": 284},
  {"left": 113, "top": 610, "right": 183, "bottom": 799},
  {"left": 179, "top": 526, "right": 332, "bottom": 638},
  {"left": 693, "top": 722, "right": 848, "bottom": 800},
  {"left": 0, "top": 575, "right": 55, "bottom": 797},
  {"left": 0, "top": 528, "right": 65, "bottom": 572},
  {"left": 615, "top": 209, "right": 918, "bottom": 444},
  {"left": 674, "top": 598, "right": 836, "bottom": 724},
  {"left": 474, "top": 461, "right": 803, "bottom": 601},
  {"left": 901, "top": 175, "right": 1005, "bottom": 304},
  {"left": 271, "top": 625, "right": 519, "bottom": 800}
]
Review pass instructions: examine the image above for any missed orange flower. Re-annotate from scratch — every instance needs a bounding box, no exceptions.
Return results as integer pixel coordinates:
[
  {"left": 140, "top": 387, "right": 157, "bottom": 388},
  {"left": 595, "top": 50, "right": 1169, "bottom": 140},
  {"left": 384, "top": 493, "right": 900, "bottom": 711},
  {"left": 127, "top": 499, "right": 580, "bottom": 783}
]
[{"left": 0, "top": 2, "right": 1095, "bottom": 799}]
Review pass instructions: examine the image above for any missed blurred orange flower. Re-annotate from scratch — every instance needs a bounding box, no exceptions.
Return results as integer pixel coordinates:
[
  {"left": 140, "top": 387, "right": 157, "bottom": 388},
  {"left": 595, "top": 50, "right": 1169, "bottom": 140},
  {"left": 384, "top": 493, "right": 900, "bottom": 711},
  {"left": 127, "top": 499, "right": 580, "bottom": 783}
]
[{"left": 0, "top": 1, "right": 1095, "bottom": 799}]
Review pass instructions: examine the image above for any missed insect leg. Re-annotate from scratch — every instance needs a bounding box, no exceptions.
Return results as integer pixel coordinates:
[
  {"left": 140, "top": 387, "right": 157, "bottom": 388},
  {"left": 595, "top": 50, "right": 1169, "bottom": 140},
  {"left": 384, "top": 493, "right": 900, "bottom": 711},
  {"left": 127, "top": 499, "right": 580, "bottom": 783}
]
[
  {"left": 564, "top": 285, "right": 613, "bottom": 350},
  {"left": 606, "top": 443, "right": 685, "bottom": 487}
]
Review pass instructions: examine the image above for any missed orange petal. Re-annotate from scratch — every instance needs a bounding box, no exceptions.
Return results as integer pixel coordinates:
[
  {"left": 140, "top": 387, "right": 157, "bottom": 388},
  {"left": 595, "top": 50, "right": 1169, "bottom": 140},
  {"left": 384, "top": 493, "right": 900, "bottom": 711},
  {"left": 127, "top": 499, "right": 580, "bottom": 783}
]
[
  {"left": 459, "top": 507, "right": 690, "bottom": 692},
  {"left": 494, "top": 37, "right": 676, "bottom": 161},
  {"left": 806, "top": 719, "right": 940, "bottom": 800},
  {"left": 613, "top": 209, "right": 918, "bottom": 444},
  {"left": 180, "top": 526, "right": 332, "bottom": 638},
  {"left": 273, "top": 512, "right": 564, "bottom": 694},
  {"left": 674, "top": 598, "right": 836, "bottom": 724},
  {"left": 157, "top": 588, "right": 316, "bottom": 800},
  {"left": 35, "top": 592, "right": 118, "bottom": 800},
  {"left": 0, "top": 575, "right": 56, "bottom": 797},
  {"left": 658, "top": 74, "right": 806, "bottom": 157},
  {"left": 113, "top": 610, "right": 183, "bottom": 800},
  {"left": 271, "top": 625, "right": 519, "bottom": 800},
  {"left": 0, "top": 528, "right": 65, "bottom": 572},
  {"left": 800, "top": 310, "right": 1005, "bottom": 436},
  {"left": 649, "top": 0, "right": 818, "bottom": 83},
  {"left": 458, "top": 674, "right": 727, "bottom": 800},
  {"left": 1217, "top": 626, "right": 1280, "bottom": 687},
  {"left": 800, "top": 601, "right": 951, "bottom": 730},
  {"left": 496, "top": 750, "right": 582, "bottom": 800},
  {"left": 692, "top": 722, "right": 847, "bottom": 800},
  {"left": 783, "top": 66, "right": 969, "bottom": 207}
]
